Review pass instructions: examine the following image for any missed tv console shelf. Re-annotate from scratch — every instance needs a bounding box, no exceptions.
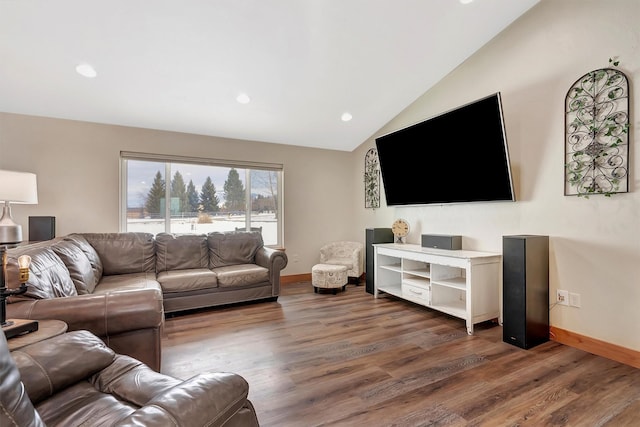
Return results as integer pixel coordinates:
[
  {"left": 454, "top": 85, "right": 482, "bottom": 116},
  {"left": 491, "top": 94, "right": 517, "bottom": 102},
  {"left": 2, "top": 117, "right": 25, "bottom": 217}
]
[{"left": 373, "top": 243, "right": 501, "bottom": 335}]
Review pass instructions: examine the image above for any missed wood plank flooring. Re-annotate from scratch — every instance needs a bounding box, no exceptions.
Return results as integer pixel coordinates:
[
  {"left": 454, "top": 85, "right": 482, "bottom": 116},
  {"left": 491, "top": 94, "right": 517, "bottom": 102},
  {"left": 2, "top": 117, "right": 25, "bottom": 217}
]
[{"left": 161, "top": 282, "right": 640, "bottom": 426}]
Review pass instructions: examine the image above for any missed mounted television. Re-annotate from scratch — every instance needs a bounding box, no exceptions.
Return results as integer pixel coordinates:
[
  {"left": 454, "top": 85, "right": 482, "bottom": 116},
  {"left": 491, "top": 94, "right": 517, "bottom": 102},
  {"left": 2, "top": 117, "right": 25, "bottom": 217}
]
[{"left": 375, "top": 92, "right": 515, "bottom": 206}]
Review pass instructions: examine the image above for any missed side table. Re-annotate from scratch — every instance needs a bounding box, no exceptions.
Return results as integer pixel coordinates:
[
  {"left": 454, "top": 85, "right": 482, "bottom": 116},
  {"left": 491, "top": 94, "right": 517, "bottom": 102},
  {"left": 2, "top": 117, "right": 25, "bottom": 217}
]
[{"left": 7, "top": 320, "right": 68, "bottom": 351}]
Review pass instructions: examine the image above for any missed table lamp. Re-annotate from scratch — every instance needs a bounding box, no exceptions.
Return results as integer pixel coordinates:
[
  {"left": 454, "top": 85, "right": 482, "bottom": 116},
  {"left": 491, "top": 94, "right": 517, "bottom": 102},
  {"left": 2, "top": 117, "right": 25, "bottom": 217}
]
[
  {"left": 0, "top": 170, "right": 39, "bottom": 337},
  {"left": 0, "top": 170, "right": 38, "bottom": 244}
]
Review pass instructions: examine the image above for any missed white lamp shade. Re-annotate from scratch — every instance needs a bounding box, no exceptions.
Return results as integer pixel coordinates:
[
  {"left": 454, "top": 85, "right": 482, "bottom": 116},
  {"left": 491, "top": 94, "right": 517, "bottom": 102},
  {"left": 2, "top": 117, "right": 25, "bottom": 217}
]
[{"left": 0, "top": 170, "right": 38, "bottom": 204}]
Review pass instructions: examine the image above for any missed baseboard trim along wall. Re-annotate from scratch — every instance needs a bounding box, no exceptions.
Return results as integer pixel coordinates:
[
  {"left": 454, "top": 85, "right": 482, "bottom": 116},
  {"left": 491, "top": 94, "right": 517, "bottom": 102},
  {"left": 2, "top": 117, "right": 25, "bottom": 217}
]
[{"left": 550, "top": 326, "right": 640, "bottom": 369}]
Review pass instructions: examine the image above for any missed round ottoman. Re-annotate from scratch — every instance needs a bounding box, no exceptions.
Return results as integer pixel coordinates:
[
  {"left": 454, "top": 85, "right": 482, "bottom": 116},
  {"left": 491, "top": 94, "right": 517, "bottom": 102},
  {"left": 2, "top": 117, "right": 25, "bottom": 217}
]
[{"left": 312, "top": 264, "right": 348, "bottom": 294}]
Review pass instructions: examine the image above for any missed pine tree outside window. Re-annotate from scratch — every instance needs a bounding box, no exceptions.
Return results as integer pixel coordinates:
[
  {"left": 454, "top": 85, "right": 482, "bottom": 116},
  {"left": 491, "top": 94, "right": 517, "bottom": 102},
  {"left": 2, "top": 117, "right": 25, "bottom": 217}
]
[{"left": 120, "top": 152, "right": 283, "bottom": 247}]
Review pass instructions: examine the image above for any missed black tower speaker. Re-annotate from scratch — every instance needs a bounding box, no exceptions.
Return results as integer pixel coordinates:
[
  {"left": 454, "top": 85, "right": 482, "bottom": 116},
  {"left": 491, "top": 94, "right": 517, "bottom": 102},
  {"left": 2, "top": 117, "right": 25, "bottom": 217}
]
[
  {"left": 502, "top": 235, "right": 549, "bottom": 349},
  {"left": 365, "top": 228, "right": 394, "bottom": 294},
  {"left": 29, "top": 216, "right": 56, "bottom": 242}
]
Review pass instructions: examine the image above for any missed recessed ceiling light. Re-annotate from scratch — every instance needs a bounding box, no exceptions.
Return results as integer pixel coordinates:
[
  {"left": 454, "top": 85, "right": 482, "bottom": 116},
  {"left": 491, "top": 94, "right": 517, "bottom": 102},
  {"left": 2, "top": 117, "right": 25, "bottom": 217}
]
[
  {"left": 75, "top": 63, "right": 97, "bottom": 78},
  {"left": 236, "top": 93, "right": 251, "bottom": 104},
  {"left": 459, "top": 0, "right": 474, "bottom": 4},
  {"left": 341, "top": 112, "right": 353, "bottom": 122}
]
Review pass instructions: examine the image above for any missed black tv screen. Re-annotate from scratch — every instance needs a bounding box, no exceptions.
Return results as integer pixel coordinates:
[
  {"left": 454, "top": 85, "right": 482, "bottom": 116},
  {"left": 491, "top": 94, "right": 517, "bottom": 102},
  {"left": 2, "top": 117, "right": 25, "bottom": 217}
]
[{"left": 375, "top": 92, "right": 515, "bottom": 206}]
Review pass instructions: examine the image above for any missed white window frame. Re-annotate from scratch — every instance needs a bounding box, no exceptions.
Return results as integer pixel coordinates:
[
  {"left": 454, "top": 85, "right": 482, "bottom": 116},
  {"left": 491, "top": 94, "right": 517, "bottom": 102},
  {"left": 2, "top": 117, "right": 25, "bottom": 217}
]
[{"left": 119, "top": 151, "right": 284, "bottom": 247}]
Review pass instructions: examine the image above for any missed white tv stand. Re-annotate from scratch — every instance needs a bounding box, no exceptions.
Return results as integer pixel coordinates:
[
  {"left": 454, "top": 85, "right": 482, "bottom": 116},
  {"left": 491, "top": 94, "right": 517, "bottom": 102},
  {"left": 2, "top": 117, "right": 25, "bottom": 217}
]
[{"left": 373, "top": 243, "right": 501, "bottom": 335}]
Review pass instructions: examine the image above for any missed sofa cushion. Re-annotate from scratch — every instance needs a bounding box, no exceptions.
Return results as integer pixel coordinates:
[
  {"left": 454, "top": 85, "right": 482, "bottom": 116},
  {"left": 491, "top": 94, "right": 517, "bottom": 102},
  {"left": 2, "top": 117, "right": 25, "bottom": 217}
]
[
  {"left": 212, "top": 264, "right": 269, "bottom": 288},
  {"left": 157, "top": 269, "right": 218, "bottom": 293},
  {"left": 91, "top": 273, "right": 162, "bottom": 294},
  {"left": 51, "top": 240, "right": 97, "bottom": 294},
  {"left": 155, "top": 233, "right": 208, "bottom": 271},
  {"left": 81, "top": 233, "right": 156, "bottom": 276},
  {"left": 64, "top": 234, "right": 104, "bottom": 284},
  {"left": 5, "top": 245, "right": 77, "bottom": 300},
  {"left": 208, "top": 231, "right": 263, "bottom": 268}
]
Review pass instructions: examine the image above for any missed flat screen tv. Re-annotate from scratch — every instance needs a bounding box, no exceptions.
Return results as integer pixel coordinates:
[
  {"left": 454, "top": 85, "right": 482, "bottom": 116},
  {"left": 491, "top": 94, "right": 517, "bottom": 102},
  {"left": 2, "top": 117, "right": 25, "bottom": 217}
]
[{"left": 375, "top": 92, "right": 515, "bottom": 206}]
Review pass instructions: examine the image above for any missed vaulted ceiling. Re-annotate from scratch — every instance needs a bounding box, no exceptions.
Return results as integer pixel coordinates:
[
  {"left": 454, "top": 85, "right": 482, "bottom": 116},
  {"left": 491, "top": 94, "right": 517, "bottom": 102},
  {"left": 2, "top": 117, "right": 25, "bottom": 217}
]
[{"left": 0, "top": 0, "right": 539, "bottom": 151}]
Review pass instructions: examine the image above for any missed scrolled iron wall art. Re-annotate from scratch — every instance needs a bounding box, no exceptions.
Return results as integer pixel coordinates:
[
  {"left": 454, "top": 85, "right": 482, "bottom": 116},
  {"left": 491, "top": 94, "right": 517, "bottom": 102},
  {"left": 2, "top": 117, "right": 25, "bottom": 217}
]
[
  {"left": 565, "top": 66, "right": 629, "bottom": 197},
  {"left": 364, "top": 147, "right": 380, "bottom": 209}
]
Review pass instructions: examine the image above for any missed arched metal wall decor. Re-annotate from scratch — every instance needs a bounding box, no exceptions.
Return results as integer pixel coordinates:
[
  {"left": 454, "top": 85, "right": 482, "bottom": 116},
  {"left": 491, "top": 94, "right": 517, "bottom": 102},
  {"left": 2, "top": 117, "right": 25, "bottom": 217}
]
[
  {"left": 364, "top": 147, "right": 380, "bottom": 208},
  {"left": 565, "top": 67, "right": 629, "bottom": 197}
]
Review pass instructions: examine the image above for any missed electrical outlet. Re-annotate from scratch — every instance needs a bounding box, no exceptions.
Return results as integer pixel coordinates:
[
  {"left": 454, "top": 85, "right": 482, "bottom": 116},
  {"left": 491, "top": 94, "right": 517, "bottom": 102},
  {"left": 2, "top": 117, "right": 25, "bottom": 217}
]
[
  {"left": 557, "top": 289, "right": 569, "bottom": 306},
  {"left": 292, "top": 254, "right": 300, "bottom": 263},
  {"left": 569, "top": 292, "right": 581, "bottom": 308}
]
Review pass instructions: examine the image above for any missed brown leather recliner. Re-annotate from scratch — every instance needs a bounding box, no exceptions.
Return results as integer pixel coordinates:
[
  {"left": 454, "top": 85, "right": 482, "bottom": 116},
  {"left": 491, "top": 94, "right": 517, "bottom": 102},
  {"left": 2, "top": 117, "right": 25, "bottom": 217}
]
[{"left": 0, "top": 329, "right": 260, "bottom": 427}]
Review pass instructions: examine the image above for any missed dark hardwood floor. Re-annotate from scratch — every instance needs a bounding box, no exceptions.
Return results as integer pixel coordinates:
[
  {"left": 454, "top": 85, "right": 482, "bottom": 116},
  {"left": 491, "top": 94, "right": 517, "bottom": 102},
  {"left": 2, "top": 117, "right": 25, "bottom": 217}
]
[{"left": 161, "top": 282, "right": 640, "bottom": 426}]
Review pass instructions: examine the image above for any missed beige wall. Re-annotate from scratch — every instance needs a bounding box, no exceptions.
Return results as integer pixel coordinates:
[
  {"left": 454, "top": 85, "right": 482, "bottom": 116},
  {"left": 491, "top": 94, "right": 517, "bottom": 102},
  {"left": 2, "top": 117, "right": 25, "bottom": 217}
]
[
  {"left": 0, "top": 113, "right": 354, "bottom": 276},
  {"left": 352, "top": 0, "right": 640, "bottom": 351}
]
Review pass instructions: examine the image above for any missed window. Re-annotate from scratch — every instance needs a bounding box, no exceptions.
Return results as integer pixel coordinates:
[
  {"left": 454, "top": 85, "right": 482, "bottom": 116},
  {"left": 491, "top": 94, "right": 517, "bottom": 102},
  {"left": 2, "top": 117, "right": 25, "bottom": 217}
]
[{"left": 120, "top": 152, "right": 283, "bottom": 246}]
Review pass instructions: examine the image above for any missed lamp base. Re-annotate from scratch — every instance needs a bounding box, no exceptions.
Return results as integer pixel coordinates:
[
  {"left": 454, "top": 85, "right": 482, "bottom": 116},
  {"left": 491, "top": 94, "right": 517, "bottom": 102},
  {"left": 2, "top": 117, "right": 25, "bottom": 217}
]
[
  {"left": 2, "top": 318, "right": 39, "bottom": 339},
  {"left": 0, "top": 204, "right": 23, "bottom": 245}
]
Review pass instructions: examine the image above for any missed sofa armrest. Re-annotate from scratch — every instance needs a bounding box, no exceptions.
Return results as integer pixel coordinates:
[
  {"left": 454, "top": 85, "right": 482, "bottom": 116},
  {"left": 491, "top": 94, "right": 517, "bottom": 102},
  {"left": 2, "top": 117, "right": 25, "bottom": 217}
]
[
  {"left": 6, "top": 288, "right": 164, "bottom": 337},
  {"left": 350, "top": 246, "right": 363, "bottom": 277},
  {"left": 114, "top": 373, "right": 259, "bottom": 427},
  {"left": 255, "top": 247, "right": 288, "bottom": 292}
]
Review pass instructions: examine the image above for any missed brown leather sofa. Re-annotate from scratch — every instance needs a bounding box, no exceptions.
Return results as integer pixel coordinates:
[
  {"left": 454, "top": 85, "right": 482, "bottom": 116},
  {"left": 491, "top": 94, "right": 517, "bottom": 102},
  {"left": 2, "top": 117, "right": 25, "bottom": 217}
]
[
  {"left": 155, "top": 231, "right": 287, "bottom": 313},
  {"left": 1, "top": 328, "right": 260, "bottom": 426},
  {"left": 5, "top": 233, "right": 164, "bottom": 371},
  {"left": 4, "top": 231, "right": 288, "bottom": 372}
]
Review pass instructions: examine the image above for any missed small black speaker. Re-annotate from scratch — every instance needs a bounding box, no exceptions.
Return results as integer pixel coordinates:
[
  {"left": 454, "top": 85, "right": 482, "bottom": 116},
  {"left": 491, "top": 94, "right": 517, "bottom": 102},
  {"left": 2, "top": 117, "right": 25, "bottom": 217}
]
[
  {"left": 365, "top": 228, "right": 394, "bottom": 294},
  {"left": 502, "top": 235, "right": 549, "bottom": 349},
  {"left": 29, "top": 216, "right": 56, "bottom": 242},
  {"left": 421, "top": 234, "right": 462, "bottom": 250}
]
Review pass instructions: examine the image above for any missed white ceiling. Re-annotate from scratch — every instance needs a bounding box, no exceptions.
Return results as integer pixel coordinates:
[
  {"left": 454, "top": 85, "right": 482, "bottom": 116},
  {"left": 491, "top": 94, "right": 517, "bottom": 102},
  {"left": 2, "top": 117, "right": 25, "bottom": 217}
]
[{"left": 0, "top": 0, "right": 539, "bottom": 152}]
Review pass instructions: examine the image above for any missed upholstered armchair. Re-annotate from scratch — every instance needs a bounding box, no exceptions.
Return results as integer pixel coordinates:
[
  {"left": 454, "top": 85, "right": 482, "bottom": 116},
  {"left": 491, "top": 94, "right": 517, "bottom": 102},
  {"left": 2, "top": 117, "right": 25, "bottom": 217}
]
[
  {"left": 0, "top": 329, "right": 259, "bottom": 427},
  {"left": 319, "top": 241, "right": 364, "bottom": 282}
]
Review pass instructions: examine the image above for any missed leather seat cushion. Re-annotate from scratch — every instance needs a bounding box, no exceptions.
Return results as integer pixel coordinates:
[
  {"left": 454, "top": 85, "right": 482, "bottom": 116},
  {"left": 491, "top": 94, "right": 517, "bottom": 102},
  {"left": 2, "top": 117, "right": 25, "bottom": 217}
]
[
  {"left": 157, "top": 269, "right": 219, "bottom": 293},
  {"left": 213, "top": 264, "right": 269, "bottom": 288},
  {"left": 92, "top": 273, "right": 162, "bottom": 294}
]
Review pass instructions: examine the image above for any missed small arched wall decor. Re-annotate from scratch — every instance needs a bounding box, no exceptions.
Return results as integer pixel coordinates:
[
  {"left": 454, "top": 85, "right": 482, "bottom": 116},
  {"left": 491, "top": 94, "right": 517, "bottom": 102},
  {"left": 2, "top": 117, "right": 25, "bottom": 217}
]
[
  {"left": 364, "top": 147, "right": 380, "bottom": 209},
  {"left": 565, "top": 67, "right": 629, "bottom": 197}
]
